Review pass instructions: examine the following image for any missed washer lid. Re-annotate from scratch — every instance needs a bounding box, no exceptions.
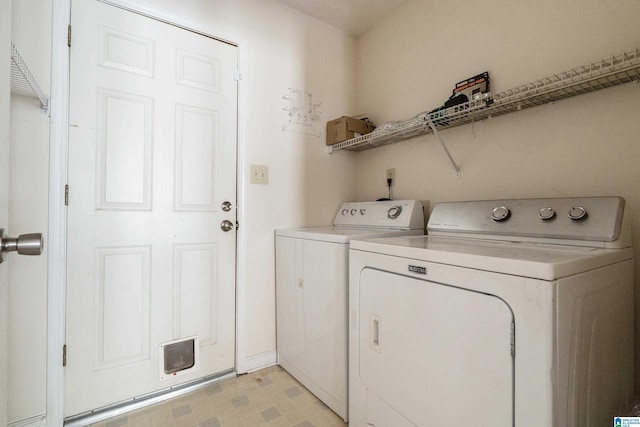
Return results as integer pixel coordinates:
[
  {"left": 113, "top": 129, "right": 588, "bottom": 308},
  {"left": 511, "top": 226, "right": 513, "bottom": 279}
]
[
  {"left": 276, "top": 227, "right": 423, "bottom": 244},
  {"left": 350, "top": 235, "right": 633, "bottom": 280}
]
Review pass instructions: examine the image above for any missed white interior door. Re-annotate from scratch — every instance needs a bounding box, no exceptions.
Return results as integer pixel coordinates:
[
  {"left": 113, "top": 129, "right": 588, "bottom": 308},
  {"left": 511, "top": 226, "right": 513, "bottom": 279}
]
[{"left": 65, "top": 0, "right": 238, "bottom": 415}]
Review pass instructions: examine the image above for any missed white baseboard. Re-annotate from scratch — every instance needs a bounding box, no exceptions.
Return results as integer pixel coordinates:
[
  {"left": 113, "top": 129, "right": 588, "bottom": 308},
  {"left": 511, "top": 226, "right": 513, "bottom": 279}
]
[
  {"left": 244, "top": 350, "right": 277, "bottom": 373},
  {"left": 8, "top": 414, "right": 46, "bottom": 427}
]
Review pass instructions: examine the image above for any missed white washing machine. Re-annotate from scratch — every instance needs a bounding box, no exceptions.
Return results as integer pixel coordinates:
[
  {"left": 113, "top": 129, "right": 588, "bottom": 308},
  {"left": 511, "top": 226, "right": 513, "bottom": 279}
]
[
  {"left": 276, "top": 200, "right": 425, "bottom": 421},
  {"left": 349, "top": 197, "right": 634, "bottom": 427}
]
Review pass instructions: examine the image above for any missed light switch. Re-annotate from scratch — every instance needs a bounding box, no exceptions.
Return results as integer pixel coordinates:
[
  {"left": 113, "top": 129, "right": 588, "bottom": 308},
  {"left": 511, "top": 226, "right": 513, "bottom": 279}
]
[{"left": 250, "top": 164, "right": 269, "bottom": 185}]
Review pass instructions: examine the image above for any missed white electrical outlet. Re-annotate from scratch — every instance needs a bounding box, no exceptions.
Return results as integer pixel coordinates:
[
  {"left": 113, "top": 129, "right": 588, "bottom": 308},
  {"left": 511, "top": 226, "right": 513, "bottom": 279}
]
[
  {"left": 250, "top": 164, "right": 269, "bottom": 185},
  {"left": 386, "top": 168, "right": 396, "bottom": 186}
]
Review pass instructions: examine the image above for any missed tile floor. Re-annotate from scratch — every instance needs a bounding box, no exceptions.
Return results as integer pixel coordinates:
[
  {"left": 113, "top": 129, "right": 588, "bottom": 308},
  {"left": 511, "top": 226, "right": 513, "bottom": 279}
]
[{"left": 88, "top": 365, "right": 348, "bottom": 427}]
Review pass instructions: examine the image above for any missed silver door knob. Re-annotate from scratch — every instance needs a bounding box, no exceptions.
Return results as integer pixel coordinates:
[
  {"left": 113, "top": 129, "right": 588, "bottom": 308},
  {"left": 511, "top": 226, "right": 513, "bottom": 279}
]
[
  {"left": 220, "top": 220, "right": 234, "bottom": 232},
  {"left": 221, "top": 201, "right": 232, "bottom": 212},
  {"left": 0, "top": 228, "right": 44, "bottom": 263}
]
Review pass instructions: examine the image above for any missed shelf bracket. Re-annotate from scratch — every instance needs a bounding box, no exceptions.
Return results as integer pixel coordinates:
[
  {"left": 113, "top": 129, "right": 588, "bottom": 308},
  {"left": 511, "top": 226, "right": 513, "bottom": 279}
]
[
  {"left": 426, "top": 116, "right": 460, "bottom": 176},
  {"left": 10, "top": 42, "right": 50, "bottom": 114}
]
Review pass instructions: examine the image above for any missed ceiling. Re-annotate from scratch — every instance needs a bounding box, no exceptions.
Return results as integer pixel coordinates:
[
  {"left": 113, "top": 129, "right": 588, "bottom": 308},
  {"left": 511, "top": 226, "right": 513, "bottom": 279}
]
[{"left": 272, "top": 0, "right": 408, "bottom": 37}]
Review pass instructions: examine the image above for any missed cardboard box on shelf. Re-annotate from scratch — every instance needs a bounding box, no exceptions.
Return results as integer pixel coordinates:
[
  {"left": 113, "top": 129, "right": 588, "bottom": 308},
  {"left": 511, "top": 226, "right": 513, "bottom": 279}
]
[{"left": 326, "top": 116, "right": 375, "bottom": 146}]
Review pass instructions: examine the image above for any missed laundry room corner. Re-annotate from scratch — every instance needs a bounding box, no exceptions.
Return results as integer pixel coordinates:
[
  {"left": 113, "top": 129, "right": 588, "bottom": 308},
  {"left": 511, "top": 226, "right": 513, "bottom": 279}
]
[
  {"left": 234, "top": 0, "right": 360, "bottom": 369},
  {"left": 352, "top": 0, "right": 640, "bottom": 391}
]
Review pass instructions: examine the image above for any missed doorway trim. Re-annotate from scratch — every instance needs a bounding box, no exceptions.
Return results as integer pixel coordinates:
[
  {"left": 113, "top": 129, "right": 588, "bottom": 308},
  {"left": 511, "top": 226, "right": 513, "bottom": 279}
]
[{"left": 48, "top": 1, "right": 249, "bottom": 424}]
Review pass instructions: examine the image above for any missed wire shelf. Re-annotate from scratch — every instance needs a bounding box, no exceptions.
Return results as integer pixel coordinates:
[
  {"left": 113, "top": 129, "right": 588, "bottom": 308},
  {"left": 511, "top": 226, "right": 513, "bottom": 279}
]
[
  {"left": 329, "top": 47, "right": 640, "bottom": 154},
  {"left": 10, "top": 42, "right": 49, "bottom": 113}
]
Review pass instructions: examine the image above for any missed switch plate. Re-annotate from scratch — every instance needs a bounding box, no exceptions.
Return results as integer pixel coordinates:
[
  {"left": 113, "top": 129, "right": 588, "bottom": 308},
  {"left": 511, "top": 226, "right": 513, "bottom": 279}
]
[
  {"left": 250, "top": 164, "right": 269, "bottom": 185},
  {"left": 386, "top": 168, "right": 396, "bottom": 186}
]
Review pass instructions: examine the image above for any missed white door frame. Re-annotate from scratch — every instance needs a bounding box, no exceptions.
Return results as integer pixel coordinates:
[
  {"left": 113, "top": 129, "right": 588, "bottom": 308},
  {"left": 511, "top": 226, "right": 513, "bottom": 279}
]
[{"left": 48, "top": 1, "right": 249, "bottom": 424}]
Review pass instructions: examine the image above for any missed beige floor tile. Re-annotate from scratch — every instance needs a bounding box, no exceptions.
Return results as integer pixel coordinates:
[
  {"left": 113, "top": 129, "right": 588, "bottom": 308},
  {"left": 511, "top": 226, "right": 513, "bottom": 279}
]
[
  {"left": 150, "top": 409, "right": 175, "bottom": 426},
  {"left": 207, "top": 394, "right": 235, "bottom": 413},
  {"left": 240, "top": 412, "right": 268, "bottom": 427},
  {"left": 230, "top": 402, "right": 258, "bottom": 419},
  {"left": 246, "top": 392, "right": 275, "bottom": 412},
  {"left": 215, "top": 416, "right": 242, "bottom": 427},
  {"left": 214, "top": 408, "right": 246, "bottom": 426},
  {"left": 281, "top": 407, "right": 306, "bottom": 425},
  {"left": 274, "top": 399, "right": 297, "bottom": 415},
  {"left": 82, "top": 366, "right": 347, "bottom": 427},
  {"left": 128, "top": 416, "right": 153, "bottom": 427},
  {"left": 267, "top": 416, "right": 292, "bottom": 427},
  {"left": 172, "top": 414, "right": 197, "bottom": 427}
]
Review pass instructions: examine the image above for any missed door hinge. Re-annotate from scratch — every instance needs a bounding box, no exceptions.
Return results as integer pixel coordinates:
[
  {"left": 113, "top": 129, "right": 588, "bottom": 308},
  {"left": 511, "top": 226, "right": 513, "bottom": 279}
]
[
  {"left": 67, "top": 25, "right": 72, "bottom": 47},
  {"left": 64, "top": 184, "right": 69, "bottom": 206},
  {"left": 63, "top": 344, "right": 67, "bottom": 367},
  {"left": 233, "top": 68, "right": 242, "bottom": 81},
  {"left": 510, "top": 322, "right": 515, "bottom": 357}
]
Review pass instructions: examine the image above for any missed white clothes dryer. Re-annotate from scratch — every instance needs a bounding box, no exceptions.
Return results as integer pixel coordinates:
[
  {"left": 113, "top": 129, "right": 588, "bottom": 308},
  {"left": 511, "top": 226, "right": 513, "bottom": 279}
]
[
  {"left": 276, "top": 200, "right": 425, "bottom": 421},
  {"left": 349, "top": 197, "right": 634, "bottom": 427}
]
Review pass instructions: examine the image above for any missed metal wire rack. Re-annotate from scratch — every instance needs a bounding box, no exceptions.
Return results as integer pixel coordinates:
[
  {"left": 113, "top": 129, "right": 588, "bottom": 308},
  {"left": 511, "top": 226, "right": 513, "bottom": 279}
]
[
  {"left": 328, "top": 47, "right": 640, "bottom": 163},
  {"left": 10, "top": 42, "right": 49, "bottom": 113}
]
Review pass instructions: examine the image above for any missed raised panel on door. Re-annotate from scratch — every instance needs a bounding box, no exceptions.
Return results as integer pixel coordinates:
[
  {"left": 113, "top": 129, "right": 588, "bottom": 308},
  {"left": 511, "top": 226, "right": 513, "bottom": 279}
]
[
  {"left": 97, "top": 89, "right": 153, "bottom": 210},
  {"left": 359, "top": 268, "right": 514, "bottom": 426},
  {"left": 95, "top": 246, "right": 151, "bottom": 370},
  {"left": 174, "top": 105, "right": 219, "bottom": 211},
  {"left": 66, "top": 0, "right": 237, "bottom": 416},
  {"left": 173, "top": 243, "right": 219, "bottom": 344}
]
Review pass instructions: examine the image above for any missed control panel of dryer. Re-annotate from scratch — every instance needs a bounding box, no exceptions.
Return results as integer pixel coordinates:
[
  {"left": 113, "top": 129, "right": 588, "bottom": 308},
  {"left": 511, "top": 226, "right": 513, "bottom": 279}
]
[
  {"left": 333, "top": 200, "right": 424, "bottom": 230},
  {"left": 427, "top": 197, "right": 626, "bottom": 245}
]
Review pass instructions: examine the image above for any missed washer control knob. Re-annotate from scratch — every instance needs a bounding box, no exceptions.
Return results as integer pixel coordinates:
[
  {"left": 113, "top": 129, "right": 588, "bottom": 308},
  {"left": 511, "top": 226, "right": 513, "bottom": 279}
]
[
  {"left": 360, "top": 209, "right": 366, "bottom": 215},
  {"left": 350, "top": 209, "right": 357, "bottom": 216},
  {"left": 539, "top": 207, "right": 556, "bottom": 221},
  {"left": 491, "top": 206, "right": 510, "bottom": 222},
  {"left": 387, "top": 205, "right": 403, "bottom": 219},
  {"left": 568, "top": 206, "right": 587, "bottom": 220},
  {"left": 341, "top": 209, "right": 348, "bottom": 215}
]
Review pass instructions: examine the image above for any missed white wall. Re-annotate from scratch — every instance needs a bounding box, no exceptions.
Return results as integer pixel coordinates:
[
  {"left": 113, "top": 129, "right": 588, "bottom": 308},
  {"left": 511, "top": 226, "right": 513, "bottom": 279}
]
[
  {"left": 7, "top": 1, "right": 51, "bottom": 422},
  {"left": 0, "top": 0, "right": 12, "bottom": 423},
  {"left": 354, "top": 0, "right": 640, "bottom": 387},
  {"left": 8, "top": 96, "right": 50, "bottom": 423}
]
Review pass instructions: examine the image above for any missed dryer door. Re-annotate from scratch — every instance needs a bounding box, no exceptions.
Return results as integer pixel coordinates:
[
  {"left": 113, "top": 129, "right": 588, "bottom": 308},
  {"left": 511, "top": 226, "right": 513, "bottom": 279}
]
[{"left": 358, "top": 268, "right": 514, "bottom": 426}]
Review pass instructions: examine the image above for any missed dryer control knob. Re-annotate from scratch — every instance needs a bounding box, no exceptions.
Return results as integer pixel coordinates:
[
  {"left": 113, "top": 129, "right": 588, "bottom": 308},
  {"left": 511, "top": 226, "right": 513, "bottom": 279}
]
[
  {"left": 387, "top": 206, "right": 403, "bottom": 219},
  {"left": 491, "top": 206, "right": 510, "bottom": 222},
  {"left": 539, "top": 207, "right": 556, "bottom": 221},
  {"left": 360, "top": 209, "right": 366, "bottom": 215},
  {"left": 568, "top": 206, "right": 587, "bottom": 220},
  {"left": 341, "top": 209, "right": 348, "bottom": 215}
]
